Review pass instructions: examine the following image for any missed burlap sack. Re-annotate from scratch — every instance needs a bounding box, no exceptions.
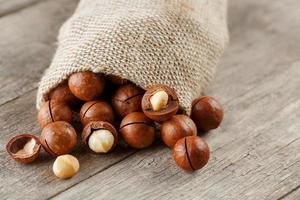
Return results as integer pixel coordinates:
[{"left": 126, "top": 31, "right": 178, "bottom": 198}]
[{"left": 36, "top": 0, "right": 229, "bottom": 113}]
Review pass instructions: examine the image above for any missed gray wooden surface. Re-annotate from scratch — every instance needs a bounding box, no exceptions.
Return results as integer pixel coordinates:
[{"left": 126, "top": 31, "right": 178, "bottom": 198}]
[{"left": 0, "top": 0, "right": 299, "bottom": 199}]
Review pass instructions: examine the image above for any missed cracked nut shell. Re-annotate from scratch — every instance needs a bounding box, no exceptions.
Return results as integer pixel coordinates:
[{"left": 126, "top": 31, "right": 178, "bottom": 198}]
[
  {"left": 173, "top": 136, "right": 210, "bottom": 171},
  {"left": 142, "top": 84, "right": 179, "bottom": 121},
  {"left": 40, "top": 121, "right": 77, "bottom": 156},
  {"left": 82, "top": 121, "right": 118, "bottom": 153},
  {"left": 119, "top": 112, "right": 155, "bottom": 149},
  {"left": 191, "top": 96, "right": 224, "bottom": 132},
  {"left": 80, "top": 100, "right": 114, "bottom": 126},
  {"left": 6, "top": 134, "right": 41, "bottom": 164},
  {"left": 112, "top": 84, "right": 144, "bottom": 118},
  {"left": 161, "top": 115, "right": 197, "bottom": 148},
  {"left": 37, "top": 100, "right": 72, "bottom": 128},
  {"left": 68, "top": 71, "right": 105, "bottom": 101}
]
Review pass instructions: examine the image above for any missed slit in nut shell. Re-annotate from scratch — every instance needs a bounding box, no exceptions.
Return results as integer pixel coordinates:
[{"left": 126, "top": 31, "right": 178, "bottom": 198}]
[
  {"left": 142, "top": 84, "right": 179, "bottom": 122},
  {"left": 37, "top": 100, "right": 72, "bottom": 128},
  {"left": 112, "top": 84, "right": 145, "bottom": 118},
  {"left": 119, "top": 112, "right": 156, "bottom": 149},
  {"left": 40, "top": 121, "right": 77, "bottom": 156},
  {"left": 173, "top": 136, "right": 210, "bottom": 171},
  {"left": 79, "top": 100, "right": 114, "bottom": 126}
]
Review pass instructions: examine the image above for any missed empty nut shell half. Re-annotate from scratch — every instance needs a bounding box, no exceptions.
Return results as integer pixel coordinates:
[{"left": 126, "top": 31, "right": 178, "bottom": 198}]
[
  {"left": 119, "top": 112, "right": 156, "bottom": 149},
  {"left": 142, "top": 84, "right": 179, "bottom": 121},
  {"left": 82, "top": 121, "right": 118, "bottom": 154},
  {"left": 80, "top": 100, "right": 115, "bottom": 126},
  {"left": 40, "top": 121, "right": 77, "bottom": 156},
  {"left": 6, "top": 134, "right": 41, "bottom": 164}
]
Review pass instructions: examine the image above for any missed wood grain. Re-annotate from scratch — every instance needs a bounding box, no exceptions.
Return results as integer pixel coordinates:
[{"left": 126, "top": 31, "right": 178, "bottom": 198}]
[
  {"left": 0, "top": 0, "right": 78, "bottom": 106},
  {"left": 0, "top": 0, "right": 300, "bottom": 199},
  {"left": 51, "top": 0, "right": 300, "bottom": 199},
  {"left": 0, "top": 89, "right": 136, "bottom": 199},
  {"left": 0, "top": 0, "right": 42, "bottom": 16},
  {"left": 0, "top": 1, "right": 139, "bottom": 199},
  {"left": 51, "top": 62, "right": 300, "bottom": 200},
  {"left": 279, "top": 186, "right": 300, "bottom": 200}
]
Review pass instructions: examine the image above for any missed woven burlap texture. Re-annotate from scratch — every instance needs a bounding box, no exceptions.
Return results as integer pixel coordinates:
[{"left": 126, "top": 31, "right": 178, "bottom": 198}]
[{"left": 36, "top": 0, "right": 229, "bottom": 113}]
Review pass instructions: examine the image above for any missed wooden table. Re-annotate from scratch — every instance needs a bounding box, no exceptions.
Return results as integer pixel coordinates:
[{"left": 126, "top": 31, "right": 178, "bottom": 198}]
[{"left": 0, "top": 0, "right": 299, "bottom": 199}]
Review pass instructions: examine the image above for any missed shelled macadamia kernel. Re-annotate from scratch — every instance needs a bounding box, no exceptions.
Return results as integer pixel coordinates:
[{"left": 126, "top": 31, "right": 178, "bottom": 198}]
[{"left": 53, "top": 154, "right": 80, "bottom": 179}]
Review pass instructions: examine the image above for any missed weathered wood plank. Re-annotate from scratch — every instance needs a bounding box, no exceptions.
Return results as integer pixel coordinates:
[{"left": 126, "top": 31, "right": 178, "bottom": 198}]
[
  {"left": 280, "top": 186, "right": 300, "bottom": 200},
  {"left": 0, "top": 1, "right": 137, "bottom": 199},
  {"left": 0, "top": 0, "right": 300, "bottom": 199},
  {"left": 209, "top": 0, "right": 300, "bottom": 105},
  {"left": 50, "top": 61, "right": 300, "bottom": 200},
  {"left": 0, "top": 0, "right": 78, "bottom": 106},
  {"left": 0, "top": 90, "right": 136, "bottom": 200},
  {"left": 0, "top": 0, "right": 41, "bottom": 17},
  {"left": 51, "top": 0, "right": 300, "bottom": 199}
]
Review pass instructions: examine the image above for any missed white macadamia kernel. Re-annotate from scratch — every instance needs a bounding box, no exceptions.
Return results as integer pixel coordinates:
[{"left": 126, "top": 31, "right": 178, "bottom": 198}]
[
  {"left": 53, "top": 154, "right": 79, "bottom": 179},
  {"left": 16, "top": 138, "right": 36, "bottom": 156},
  {"left": 88, "top": 129, "right": 114, "bottom": 153},
  {"left": 150, "top": 90, "right": 169, "bottom": 111}
]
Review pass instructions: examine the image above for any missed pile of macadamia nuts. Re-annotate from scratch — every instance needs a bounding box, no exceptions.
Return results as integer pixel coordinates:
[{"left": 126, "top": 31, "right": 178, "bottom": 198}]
[{"left": 6, "top": 71, "right": 223, "bottom": 179}]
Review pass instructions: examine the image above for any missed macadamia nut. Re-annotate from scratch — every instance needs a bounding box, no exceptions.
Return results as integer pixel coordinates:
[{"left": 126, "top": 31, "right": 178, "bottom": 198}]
[
  {"left": 150, "top": 90, "right": 168, "bottom": 111},
  {"left": 53, "top": 154, "right": 79, "bottom": 179},
  {"left": 88, "top": 130, "right": 115, "bottom": 153},
  {"left": 142, "top": 85, "right": 179, "bottom": 121},
  {"left": 16, "top": 138, "right": 36, "bottom": 156}
]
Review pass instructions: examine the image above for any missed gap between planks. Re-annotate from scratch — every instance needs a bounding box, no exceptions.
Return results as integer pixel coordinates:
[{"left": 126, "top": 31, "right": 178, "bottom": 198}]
[
  {"left": 276, "top": 184, "right": 300, "bottom": 200},
  {"left": 0, "top": 0, "right": 79, "bottom": 106}
]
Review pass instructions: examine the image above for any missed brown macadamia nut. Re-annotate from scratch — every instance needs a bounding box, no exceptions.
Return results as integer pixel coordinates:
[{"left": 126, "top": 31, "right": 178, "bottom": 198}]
[
  {"left": 107, "top": 74, "right": 129, "bottom": 85},
  {"left": 112, "top": 84, "right": 144, "bottom": 118},
  {"left": 119, "top": 112, "right": 155, "bottom": 149},
  {"left": 48, "top": 83, "right": 80, "bottom": 106},
  {"left": 40, "top": 121, "right": 77, "bottom": 156},
  {"left": 161, "top": 115, "right": 197, "bottom": 148},
  {"left": 142, "top": 84, "right": 179, "bottom": 121},
  {"left": 191, "top": 96, "right": 224, "bottom": 132},
  {"left": 80, "top": 100, "right": 114, "bottom": 126},
  {"left": 173, "top": 136, "right": 210, "bottom": 171},
  {"left": 68, "top": 71, "right": 105, "bottom": 101},
  {"left": 37, "top": 100, "right": 72, "bottom": 128}
]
